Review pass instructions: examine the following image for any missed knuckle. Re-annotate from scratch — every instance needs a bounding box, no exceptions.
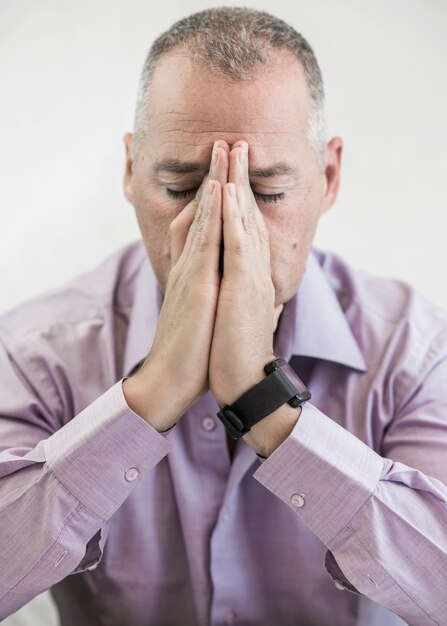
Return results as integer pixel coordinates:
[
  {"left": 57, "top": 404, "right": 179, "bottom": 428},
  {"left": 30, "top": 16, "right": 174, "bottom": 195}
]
[
  {"left": 193, "top": 201, "right": 205, "bottom": 224},
  {"left": 243, "top": 214, "right": 255, "bottom": 234},
  {"left": 195, "top": 205, "right": 210, "bottom": 231},
  {"left": 230, "top": 207, "right": 240, "bottom": 220},
  {"left": 196, "top": 228, "right": 217, "bottom": 249},
  {"left": 239, "top": 177, "right": 249, "bottom": 191},
  {"left": 232, "top": 237, "right": 249, "bottom": 255},
  {"left": 196, "top": 230, "right": 210, "bottom": 247},
  {"left": 193, "top": 218, "right": 204, "bottom": 236}
]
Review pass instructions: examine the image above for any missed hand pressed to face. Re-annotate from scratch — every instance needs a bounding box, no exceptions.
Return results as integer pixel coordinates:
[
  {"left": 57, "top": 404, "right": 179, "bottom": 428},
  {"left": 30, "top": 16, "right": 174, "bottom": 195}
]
[
  {"left": 209, "top": 140, "right": 283, "bottom": 407},
  {"left": 125, "top": 140, "right": 233, "bottom": 430}
]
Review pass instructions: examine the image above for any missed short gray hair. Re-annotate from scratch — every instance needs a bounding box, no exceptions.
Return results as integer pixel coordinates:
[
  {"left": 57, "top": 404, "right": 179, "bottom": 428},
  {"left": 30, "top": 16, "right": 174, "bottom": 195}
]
[{"left": 132, "top": 7, "right": 328, "bottom": 167}]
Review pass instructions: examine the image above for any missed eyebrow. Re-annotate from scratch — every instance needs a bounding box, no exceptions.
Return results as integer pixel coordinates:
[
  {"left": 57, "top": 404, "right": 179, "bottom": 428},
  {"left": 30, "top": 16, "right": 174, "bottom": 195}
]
[
  {"left": 249, "top": 163, "right": 298, "bottom": 178},
  {"left": 153, "top": 158, "right": 298, "bottom": 178},
  {"left": 154, "top": 159, "right": 202, "bottom": 175}
]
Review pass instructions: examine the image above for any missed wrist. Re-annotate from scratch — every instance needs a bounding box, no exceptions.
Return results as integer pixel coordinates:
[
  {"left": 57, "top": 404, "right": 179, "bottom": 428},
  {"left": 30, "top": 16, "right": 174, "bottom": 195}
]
[
  {"left": 122, "top": 367, "right": 183, "bottom": 432},
  {"left": 215, "top": 356, "right": 310, "bottom": 450},
  {"left": 214, "top": 354, "right": 276, "bottom": 407},
  {"left": 243, "top": 403, "right": 302, "bottom": 458}
]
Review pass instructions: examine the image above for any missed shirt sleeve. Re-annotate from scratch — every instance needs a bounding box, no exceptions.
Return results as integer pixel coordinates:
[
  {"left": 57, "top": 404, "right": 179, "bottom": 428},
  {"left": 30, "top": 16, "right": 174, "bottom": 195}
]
[
  {"left": 0, "top": 332, "right": 172, "bottom": 620},
  {"left": 253, "top": 348, "right": 447, "bottom": 626}
]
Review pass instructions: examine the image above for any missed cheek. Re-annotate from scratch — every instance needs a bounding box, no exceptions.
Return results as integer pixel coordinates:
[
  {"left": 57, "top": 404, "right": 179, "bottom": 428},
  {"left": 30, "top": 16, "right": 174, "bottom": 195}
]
[
  {"left": 134, "top": 186, "right": 179, "bottom": 241},
  {"left": 132, "top": 185, "right": 186, "bottom": 286},
  {"left": 262, "top": 196, "right": 319, "bottom": 285},
  {"left": 262, "top": 200, "right": 309, "bottom": 252}
]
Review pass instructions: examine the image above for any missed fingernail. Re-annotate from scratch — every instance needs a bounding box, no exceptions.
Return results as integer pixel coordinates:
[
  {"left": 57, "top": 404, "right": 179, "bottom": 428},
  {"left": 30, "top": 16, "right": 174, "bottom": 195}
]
[
  {"left": 227, "top": 183, "right": 236, "bottom": 197},
  {"left": 208, "top": 179, "right": 215, "bottom": 194},
  {"left": 212, "top": 142, "right": 219, "bottom": 166},
  {"left": 238, "top": 142, "right": 247, "bottom": 164}
]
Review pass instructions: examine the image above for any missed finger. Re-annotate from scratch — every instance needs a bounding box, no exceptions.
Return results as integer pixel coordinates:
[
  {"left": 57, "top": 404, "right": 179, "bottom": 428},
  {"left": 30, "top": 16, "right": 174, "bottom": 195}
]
[
  {"left": 229, "top": 139, "right": 247, "bottom": 152},
  {"left": 170, "top": 174, "right": 209, "bottom": 266},
  {"left": 184, "top": 179, "right": 222, "bottom": 268},
  {"left": 228, "top": 141, "right": 249, "bottom": 195},
  {"left": 252, "top": 195, "right": 271, "bottom": 255},
  {"left": 209, "top": 140, "right": 230, "bottom": 189},
  {"left": 228, "top": 142, "right": 256, "bottom": 234},
  {"left": 222, "top": 182, "right": 248, "bottom": 277},
  {"left": 195, "top": 171, "right": 209, "bottom": 205}
]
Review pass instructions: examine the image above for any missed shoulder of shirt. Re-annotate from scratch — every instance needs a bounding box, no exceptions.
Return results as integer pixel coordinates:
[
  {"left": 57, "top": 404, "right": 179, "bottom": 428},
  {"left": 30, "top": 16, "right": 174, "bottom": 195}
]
[
  {"left": 314, "top": 247, "right": 447, "bottom": 362},
  {"left": 0, "top": 239, "right": 147, "bottom": 345}
]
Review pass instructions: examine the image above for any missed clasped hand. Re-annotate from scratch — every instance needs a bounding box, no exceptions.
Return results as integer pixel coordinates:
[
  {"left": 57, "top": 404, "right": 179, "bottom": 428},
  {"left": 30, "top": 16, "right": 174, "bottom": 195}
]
[{"left": 144, "top": 140, "right": 284, "bottom": 444}]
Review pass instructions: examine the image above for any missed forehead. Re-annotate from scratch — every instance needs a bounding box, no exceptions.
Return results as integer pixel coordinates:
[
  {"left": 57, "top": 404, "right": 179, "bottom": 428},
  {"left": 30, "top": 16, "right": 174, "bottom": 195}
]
[{"left": 144, "top": 51, "right": 312, "bottom": 160}]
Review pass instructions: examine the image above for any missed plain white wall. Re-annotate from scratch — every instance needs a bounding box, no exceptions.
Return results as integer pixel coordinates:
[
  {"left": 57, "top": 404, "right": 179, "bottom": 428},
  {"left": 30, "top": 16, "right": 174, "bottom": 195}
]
[{"left": 0, "top": 1, "right": 446, "bottom": 624}]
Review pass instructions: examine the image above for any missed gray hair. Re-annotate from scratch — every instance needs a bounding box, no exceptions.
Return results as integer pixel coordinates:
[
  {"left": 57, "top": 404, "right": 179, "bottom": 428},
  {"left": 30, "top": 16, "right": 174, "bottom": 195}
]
[{"left": 131, "top": 7, "right": 328, "bottom": 168}]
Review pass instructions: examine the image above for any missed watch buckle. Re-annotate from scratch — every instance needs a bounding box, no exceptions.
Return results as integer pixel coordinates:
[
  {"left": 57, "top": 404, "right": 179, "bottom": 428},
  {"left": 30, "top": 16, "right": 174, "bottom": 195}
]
[{"left": 217, "top": 407, "right": 245, "bottom": 439}]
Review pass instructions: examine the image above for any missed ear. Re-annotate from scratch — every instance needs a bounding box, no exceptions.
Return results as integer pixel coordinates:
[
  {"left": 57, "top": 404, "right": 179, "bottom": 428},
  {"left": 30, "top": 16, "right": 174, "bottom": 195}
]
[
  {"left": 123, "top": 132, "right": 134, "bottom": 204},
  {"left": 319, "top": 136, "right": 343, "bottom": 216}
]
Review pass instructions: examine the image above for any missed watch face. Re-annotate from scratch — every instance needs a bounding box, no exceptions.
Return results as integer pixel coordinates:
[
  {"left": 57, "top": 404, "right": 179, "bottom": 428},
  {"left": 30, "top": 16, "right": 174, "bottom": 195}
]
[
  {"left": 280, "top": 361, "right": 311, "bottom": 402},
  {"left": 282, "top": 362, "right": 305, "bottom": 391}
]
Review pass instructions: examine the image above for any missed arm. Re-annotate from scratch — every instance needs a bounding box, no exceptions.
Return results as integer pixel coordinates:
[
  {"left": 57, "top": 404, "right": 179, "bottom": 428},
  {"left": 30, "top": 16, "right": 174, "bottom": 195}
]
[
  {"left": 0, "top": 139, "right": 228, "bottom": 620},
  {"left": 207, "top": 140, "right": 447, "bottom": 624},
  {"left": 0, "top": 330, "right": 171, "bottom": 620},
  {"left": 252, "top": 336, "right": 447, "bottom": 626}
]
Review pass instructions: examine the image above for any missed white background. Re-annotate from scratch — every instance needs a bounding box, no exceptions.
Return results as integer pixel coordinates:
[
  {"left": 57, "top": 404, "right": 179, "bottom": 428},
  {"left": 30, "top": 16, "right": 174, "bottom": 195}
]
[{"left": 0, "top": 0, "right": 446, "bottom": 624}]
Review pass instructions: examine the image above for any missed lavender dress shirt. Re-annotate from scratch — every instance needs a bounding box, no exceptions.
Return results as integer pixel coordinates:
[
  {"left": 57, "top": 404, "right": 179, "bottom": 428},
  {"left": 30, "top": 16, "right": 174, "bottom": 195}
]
[{"left": 1, "top": 239, "right": 447, "bottom": 626}]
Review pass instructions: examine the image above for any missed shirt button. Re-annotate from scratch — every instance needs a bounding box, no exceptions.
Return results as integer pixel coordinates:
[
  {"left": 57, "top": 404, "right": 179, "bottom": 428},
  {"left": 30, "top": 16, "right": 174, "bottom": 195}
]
[
  {"left": 125, "top": 467, "right": 139, "bottom": 482},
  {"left": 224, "top": 610, "right": 237, "bottom": 624},
  {"left": 290, "top": 493, "right": 305, "bottom": 508},
  {"left": 202, "top": 417, "right": 216, "bottom": 431},
  {"left": 334, "top": 579, "right": 346, "bottom": 590}
]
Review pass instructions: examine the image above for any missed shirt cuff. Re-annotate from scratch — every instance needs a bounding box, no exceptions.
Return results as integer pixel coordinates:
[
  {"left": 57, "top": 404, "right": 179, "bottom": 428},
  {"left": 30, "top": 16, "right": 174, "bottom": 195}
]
[
  {"left": 252, "top": 402, "right": 386, "bottom": 545},
  {"left": 44, "top": 379, "right": 173, "bottom": 520},
  {"left": 323, "top": 549, "right": 359, "bottom": 593}
]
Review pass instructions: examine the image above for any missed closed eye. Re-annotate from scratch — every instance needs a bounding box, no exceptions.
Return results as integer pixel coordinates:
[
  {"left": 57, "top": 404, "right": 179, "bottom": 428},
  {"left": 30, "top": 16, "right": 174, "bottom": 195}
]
[
  {"left": 166, "top": 187, "right": 198, "bottom": 200},
  {"left": 166, "top": 187, "right": 285, "bottom": 204}
]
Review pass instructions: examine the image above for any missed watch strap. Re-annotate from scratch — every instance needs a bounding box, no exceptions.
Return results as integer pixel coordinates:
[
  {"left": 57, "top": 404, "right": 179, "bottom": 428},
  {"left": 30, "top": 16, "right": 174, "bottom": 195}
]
[{"left": 217, "top": 358, "right": 311, "bottom": 439}]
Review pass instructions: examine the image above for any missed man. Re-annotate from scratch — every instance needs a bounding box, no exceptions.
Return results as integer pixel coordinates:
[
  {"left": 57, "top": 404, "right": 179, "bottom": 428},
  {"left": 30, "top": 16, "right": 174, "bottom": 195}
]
[{"left": 0, "top": 6, "right": 446, "bottom": 626}]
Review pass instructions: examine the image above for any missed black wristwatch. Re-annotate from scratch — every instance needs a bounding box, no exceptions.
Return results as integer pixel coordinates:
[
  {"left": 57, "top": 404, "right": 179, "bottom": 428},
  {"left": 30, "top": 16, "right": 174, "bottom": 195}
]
[{"left": 216, "top": 358, "right": 311, "bottom": 440}]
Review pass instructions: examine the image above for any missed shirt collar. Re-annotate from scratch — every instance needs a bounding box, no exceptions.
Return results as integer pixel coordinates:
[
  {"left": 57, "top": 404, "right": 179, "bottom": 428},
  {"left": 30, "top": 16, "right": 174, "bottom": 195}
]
[
  {"left": 123, "top": 245, "right": 366, "bottom": 378},
  {"left": 123, "top": 250, "right": 164, "bottom": 378},
  {"left": 274, "top": 250, "right": 366, "bottom": 371}
]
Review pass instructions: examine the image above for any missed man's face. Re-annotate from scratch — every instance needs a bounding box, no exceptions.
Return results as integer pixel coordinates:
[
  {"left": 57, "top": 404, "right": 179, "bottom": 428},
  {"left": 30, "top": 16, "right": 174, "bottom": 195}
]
[{"left": 124, "top": 50, "right": 342, "bottom": 306}]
